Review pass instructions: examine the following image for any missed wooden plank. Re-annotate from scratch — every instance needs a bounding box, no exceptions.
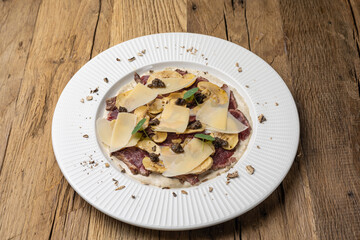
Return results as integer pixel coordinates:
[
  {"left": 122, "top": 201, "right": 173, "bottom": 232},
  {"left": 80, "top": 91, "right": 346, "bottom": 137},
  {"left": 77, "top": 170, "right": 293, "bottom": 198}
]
[
  {"left": 0, "top": 0, "right": 100, "bottom": 239},
  {"left": 279, "top": 0, "right": 360, "bottom": 239}
]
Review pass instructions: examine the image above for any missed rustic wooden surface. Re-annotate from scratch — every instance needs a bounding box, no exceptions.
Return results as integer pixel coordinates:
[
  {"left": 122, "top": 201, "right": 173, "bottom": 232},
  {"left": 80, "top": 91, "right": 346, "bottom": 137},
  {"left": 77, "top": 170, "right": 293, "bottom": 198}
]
[{"left": 0, "top": 0, "right": 359, "bottom": 239}]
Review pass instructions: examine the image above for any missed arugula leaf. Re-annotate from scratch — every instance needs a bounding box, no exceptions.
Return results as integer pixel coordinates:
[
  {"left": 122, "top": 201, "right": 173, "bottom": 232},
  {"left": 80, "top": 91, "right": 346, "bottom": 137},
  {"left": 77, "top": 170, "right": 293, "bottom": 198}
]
[
  {"left": 194, "top": 134, "right": 215, "bottom": 141},
  {"left": 183, "top": 87, "right": 199, "bottom": 100},
  {"left": 132, "top": 118, "right": 146, "bottom": 134}
]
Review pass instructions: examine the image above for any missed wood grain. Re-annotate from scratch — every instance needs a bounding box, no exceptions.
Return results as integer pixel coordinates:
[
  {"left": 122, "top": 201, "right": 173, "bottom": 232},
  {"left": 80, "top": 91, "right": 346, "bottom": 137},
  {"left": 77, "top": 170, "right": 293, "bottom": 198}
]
[{"left": 0, "top": 0, "right": 359, "bottom": 239}]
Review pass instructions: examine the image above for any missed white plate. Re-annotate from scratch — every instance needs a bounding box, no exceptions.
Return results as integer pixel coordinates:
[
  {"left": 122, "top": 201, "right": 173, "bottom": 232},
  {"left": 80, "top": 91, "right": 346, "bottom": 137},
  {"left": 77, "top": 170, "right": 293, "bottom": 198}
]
[{"left": 52, "top": 33, "right": 299, "bottom": 230}]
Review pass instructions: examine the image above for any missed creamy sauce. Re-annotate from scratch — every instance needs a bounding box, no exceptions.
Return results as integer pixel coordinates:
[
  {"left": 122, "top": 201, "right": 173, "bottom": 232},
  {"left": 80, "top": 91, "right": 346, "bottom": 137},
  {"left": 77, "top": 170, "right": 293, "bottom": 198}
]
[{"left": 103, "top": 67, "right": 253, "bottom": 188}]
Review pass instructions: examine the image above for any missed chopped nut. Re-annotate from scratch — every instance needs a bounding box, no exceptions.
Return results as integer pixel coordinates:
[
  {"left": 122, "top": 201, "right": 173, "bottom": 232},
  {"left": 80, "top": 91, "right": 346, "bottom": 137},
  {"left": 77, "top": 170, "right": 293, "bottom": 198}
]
[
  {"left": 83, "top": 134, "right": 89, "bottom": 138},
  {"left": 180, "top": 46, "right": 185, "bottom": 48},
  {"left": 105, "top": 163, "right": 110, "bottom": 168},
  {"left": 115, "top": 185, "right": 126, "bottom": 191},
  {"left": 86, "top": 96, "right": 93, "bottom": 101},
  {"left": 90, "top": 87, "right": 99, "bottom": 94},
  {"left": 104, "top": 77, "right": 109, "bottom": 83},
  {"left": 80, "top": 98, "right": 84, "bottom": 103},
  {"left": 238, "top": 67, "right": 242, "bottom": 72},
  {"left": 245, "top": 85, "right": 249, "bottom": 88},
  {"left": 227, "top": 171, "right": 239, "bottom": 179},
  {"left": 172, "top": 192, "right": 177, "bottom": 197},
  {"left": 257, "top": 145, "right": 261, "bottom": 149},
  {"left": 128, "top": 57, "right": 136, "bottom": 62},
  {"left": 116, "top": 58, "right": 121, "bottom": 61},
  {"left": 235, "top": 62, "right": 239, "bottom": 67},
  {"left": 181, "top": 190, "right": 188, "bottom": 195},
  {"left": 118, "top": 164, "right": 126, "bottom": 173},
  {"left": 131, "top": 195, "right": 136, "bottom": 199},
  {"left": 226, "top": 180, "right": 230, "bottom": 185},
  {"left": 149, "top": 70, "right": 154, "bottom": 73},
  {"left": 209, "top": 187, "right": 213, "bottom": 192},
  {"left": 246, "top": 165, "right": 255, "bottom": 175},
  {"left": 258, "top": 114, "right": 266, "bottom": 123},
  {"left": 137, "top": 52, "right": 143, "bottom": 56},
  {"left": 89, "top": 160, "right": 95, "bottom": 164},
  {"left": 141, "top": 49, "right": 146, "bottom": 54},
  {"left": 275, "top": 102, "right": 279, "bottom": 106}
]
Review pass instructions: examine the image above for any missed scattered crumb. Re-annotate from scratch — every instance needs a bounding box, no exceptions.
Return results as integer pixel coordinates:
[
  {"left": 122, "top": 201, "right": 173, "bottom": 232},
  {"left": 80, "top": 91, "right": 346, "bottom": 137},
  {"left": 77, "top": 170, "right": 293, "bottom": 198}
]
[
  {"left": 209, "top": 187, "right": 213, "bottom": 192},
  {"left": 131, "top": 195, "right": 136, "bottom": 199},
  {"left": 275, "top": 102, "right": 279, "bottom": 106},
  {"left": 206, "top": 63, "right": 208, "bottom": 65},
  {"left": 246, "top": 165, "right": 255, "bottom": 175},
  {"left": 205, "top": 58, "right": 208, "bottom": 60},
  {"left": 83, "top": 134, "right": 89, "bottom": 138},
  {"left": 226, "top": 180, "right": 230, "bottom": 185},
  {"left": 80, "top": 98, "right": 84, "bottom": 103},
  {"left": 115, "top": 185, "right": 126, "bottom": 191},
  {"left": 257, "top": 145, "right": 261, "bottom": 149},
  {"left": 270, "top": 137, "right": 273, "bottom": 140},
  {"left": 112, "top": 178, "right": 118, "bottom": 186},
  {"left": 149, "top": 70, "right": 154, "bottom": 73},
  {"left": 141, "top": 49, "right": 146, "bottom": 54},
  {"left": 227, "top": 171, "right": 239, "bottom": 179},
  {"left": 203, "top": 71, "right": 208, "bottom": 75},
  {"left": 162, "top": 187, "right": 170, "bottom": 189},
  {"left": 172, "top": 192, "right": 177, "bottom": 197},
  {"left": 104, "top": 77, "right": 109, "bottom": 83},
  {"left": 245, "top": 85, "right": 249, "bottom": 88},
  {"left": 137, "top": 52, "right": 143, "bottom": 56},
  {"left": 181, "top": 190, "right": 188, "bottom": 195},
  {"left": 118, "top": 164, "right": 125, "bottom": 173},
  {"left": 235, "top": 62, "right": 239, "bottom": 67},
  {"left": 116, "top": 58, "right": 121, "bottom": 61},
  {"left": 180, "top": 46, "right": 185, "bottom": 48},
  {"left": 105, "top": 163, "right": 110, "bottom": 168},
  {"left": 256, "top": 102, "right": 260, "bottom": 105},
  {"left": 86, "top": 96, "right": 93, "bottom": 101},
  {"left": 164, "top": 46, "right": 168, "bottom": 49},
  {"left": 128, "top": 57, "right": 136, "bottom": 62},
  {"left": 89, "top": 160, "right": 95, "bottom": 164},
  {"left": 186, "top": 47, "right": 193, "bottom": 52},
  {"left": 258, "top": 114, "right": 266, "bottom": 123},
  {"left": 90, "top": 87, "right": 99, "bottom": 94},
  {"left": 238, "top": 67, "right": 242, "bottom": 72}
]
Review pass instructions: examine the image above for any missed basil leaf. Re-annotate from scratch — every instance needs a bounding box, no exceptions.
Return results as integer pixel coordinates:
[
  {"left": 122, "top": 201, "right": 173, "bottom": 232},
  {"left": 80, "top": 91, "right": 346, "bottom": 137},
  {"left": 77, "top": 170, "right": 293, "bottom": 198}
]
[
  {"left": 183, "top": 87, "right": 199, "bottom": 100},
  {"left": 194, "top": 134, "right": 215, "bottom": 141},
  {"left": 132, "top": 118, "right": 146, "bottom": 134}
]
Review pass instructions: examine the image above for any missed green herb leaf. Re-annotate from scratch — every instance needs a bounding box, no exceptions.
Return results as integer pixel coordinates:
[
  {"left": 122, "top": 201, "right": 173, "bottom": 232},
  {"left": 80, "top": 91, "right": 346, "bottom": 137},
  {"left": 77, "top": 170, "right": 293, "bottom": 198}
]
[
  {"left": 132, "top": 118, "right": 146, "bottom": 134},
  {"left": 183, "top": 87, "right": 199, "bottom": 100},
  {"left": 194, "top": 134, "right": 215, "bottom": 141}
]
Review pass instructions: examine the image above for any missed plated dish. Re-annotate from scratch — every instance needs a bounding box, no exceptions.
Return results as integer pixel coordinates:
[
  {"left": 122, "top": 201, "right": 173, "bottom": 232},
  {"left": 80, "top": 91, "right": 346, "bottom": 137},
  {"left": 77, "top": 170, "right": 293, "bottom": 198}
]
[
  {"left": 97, "top": 68, "right": 252, "bottom": 188},
  {"left": 52, "top": 33, "right": 299, "bottom": 230}
]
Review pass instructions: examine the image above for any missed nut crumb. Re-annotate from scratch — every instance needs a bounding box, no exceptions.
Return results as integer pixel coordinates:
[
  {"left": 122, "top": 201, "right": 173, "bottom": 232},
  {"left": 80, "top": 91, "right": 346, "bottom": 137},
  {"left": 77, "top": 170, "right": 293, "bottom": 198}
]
[
  {"left": 172, "top": 192, "right": 177, "bottom": 197},
  {"left": 245, "top": 85, "right": 249, "bottom": 88},
  {"left": 149, "top": 70, "right": 154, "bottom": 73},
  {"left": 116, "top": 58, "right": 121, "bottom": 61},
  {"left": 258, "top": 114, "right": 266, "bottom": 123},
  {"left": 226, "top": 180, "right": 230, "bottom": 185},
  {"left": 105, "top": 163, "right": 110, "bottom": 168},
  {"left": 131, "top": 195, "right": 136, "bottom": 199},
  {"left": 83, "top": 134, "right": 89, "bottom": 138},
  {"left": 141, "top": 49, "right": 146, "bottom": 54},
  {"left": 181, "top": 190, "right": 188, "bottom": 195},
  {"left": 115, "top": 185, "right": 125, "bottom": 191},
  {"left": 209, "top": 187, "right": 213, "bottom": 192},
  {"left": 104, "top": 77, "right": 109, "bottom": 83},
  {"left": 180, "top": 46, "right": 185, "bottom": 48},
  {"left": 164, "top": 46, "right": 168, "bottom": 49},
  {"left": 137, "top": 52, "right": 143, "bottom": 56},
  {"left": 257, "top": 145, "right": 261, "bottom": 149},
  {"left": 128, "top": 57, "right": 136, "bottom": 62},
  {"left": 270, "top": 137, "right": 273, "bottom": 140},
  {"left": 227, "top": 171, "right": 239, "bottom": 179},
  {"left": 275, "top": 102, "right": 279, "bottom": 106},
  {"left": 246, "top": 165, "right": 255, "bottom": 175},
  {"left": 86, "top": 96, "right": 93, "bottom": 101},
  {"left": 238, "top": 67, "right": 242, "bottom": 72},
  {"left": 80, "top": 98, "right": 84, "bottom": 103},
  {"left": 235, "top": 62, "right": 239, "bottom": 67}
]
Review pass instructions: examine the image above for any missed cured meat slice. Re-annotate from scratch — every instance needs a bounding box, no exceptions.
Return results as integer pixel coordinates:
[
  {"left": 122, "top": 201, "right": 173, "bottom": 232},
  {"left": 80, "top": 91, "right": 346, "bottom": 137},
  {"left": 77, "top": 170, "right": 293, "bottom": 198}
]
[
  {"left": 211, "top": 147, "right": 236, "bottom": 170},
  {"left": 111, "top": 147, "right": 150, "bottom": 176}
]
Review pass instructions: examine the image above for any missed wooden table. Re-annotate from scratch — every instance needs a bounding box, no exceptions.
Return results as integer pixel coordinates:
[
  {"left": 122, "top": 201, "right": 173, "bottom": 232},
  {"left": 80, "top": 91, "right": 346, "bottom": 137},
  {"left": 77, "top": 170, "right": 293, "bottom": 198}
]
[{"left": 1, "top": 0, "right": 359, "bottom": 239}]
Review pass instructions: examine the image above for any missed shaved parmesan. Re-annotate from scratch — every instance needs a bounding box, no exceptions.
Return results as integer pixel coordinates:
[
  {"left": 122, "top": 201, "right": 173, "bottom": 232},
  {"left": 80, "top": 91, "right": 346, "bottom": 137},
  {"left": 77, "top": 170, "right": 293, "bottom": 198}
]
[
  {"left": 206, "top": 112, "right": 248, "bottom": 134},
  {"left": 125, "top": 132, "right": 142, "bottom": 147},
  {"left": 116, "top": 83, "right": 158, "bottom": 112},
  {"left": 196, "top": 99, "right": 229, "bottom": 130},
  {"left": 110, "top": 113, "right": 137, "bottom": 152},
  {"left": 161, "top": 138, "right": 215, "bottom": 177},
  {"left": 154, "top": 103, "right": 190, "bottom": 133},
  {"left": 96, "top": 118, "right": 115, "bottom": 146},
  {"left": 147, "top": 77, "right": 196, "bottom": 95}
]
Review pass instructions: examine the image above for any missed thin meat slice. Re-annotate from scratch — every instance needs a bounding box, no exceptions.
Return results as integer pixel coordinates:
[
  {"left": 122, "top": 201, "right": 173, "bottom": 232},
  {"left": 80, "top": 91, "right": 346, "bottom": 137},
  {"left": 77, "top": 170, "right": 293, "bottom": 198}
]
[
  {"left": 106, "top": 97, "right": 117, "bottom": 111},
  {"left": 111, "top": 147, "right": 151, "bottom": 176},
  {"left": 140, "top": 75, "right": 150, "bottom": 85},
  {"left": 107, "top": 109, "right": 119, "bottom": 121},
  {"left": 228, "top": 91, "right": 238, "bottom": 110},
  {"left": 175, "top": 69, "right": 188, "bottom": 76},
  {"left": 189, "top": 115, "right": 196, "bottom": 122},
  {"left": 175, "top": 174, "right": 199, "bottom": 185},
  {"left": 229, "top": 109, "right": 251, "bottom": 141},
  {"left": 211, "top": 148, "right": 236, "bottom": 170}
]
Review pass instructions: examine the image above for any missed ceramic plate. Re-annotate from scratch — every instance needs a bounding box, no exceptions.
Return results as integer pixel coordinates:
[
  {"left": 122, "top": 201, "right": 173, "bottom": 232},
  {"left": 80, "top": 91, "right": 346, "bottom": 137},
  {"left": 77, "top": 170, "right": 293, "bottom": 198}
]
[{"left": 52, "top": 33, "right": 299, "bottom": 230}]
